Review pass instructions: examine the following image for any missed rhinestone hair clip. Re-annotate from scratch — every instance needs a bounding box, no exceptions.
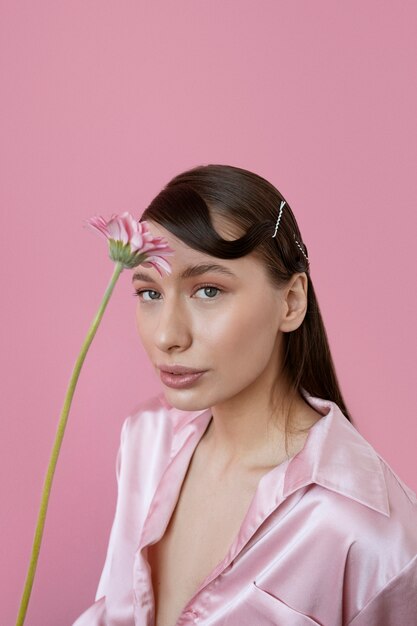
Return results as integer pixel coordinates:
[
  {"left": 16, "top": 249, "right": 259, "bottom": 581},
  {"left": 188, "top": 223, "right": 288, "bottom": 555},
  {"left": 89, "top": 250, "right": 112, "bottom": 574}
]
[
  {"left": 272, "top": 199, "right": 310, "bottom": 264},
  {"left": 272, "top": 199, "right": 286, "bottom": 237}
]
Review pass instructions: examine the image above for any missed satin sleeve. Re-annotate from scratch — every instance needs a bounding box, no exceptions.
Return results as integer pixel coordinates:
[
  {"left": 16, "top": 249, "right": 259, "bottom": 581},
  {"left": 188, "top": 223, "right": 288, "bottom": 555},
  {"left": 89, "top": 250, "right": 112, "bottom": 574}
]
[
  {"left": 347, "top": 552, "right": 417, "bottom": 625},
  {"left": 72, "top": 416, "right": 129, "bottom": 625}
]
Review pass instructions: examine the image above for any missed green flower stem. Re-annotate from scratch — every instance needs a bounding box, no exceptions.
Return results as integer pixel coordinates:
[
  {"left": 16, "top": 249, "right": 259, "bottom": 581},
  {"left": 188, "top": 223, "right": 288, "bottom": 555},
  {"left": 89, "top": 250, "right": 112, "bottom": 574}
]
[{"left": 15, "top": 261, "right": 124, "bottom": 626}]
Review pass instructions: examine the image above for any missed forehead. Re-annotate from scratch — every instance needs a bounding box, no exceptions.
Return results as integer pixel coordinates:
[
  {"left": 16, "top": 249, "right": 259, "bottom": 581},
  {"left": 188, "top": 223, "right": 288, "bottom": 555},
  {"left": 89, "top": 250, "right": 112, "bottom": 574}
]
[
  {"left": 136, "top": 220, "right": 265, "bottom": 280},
  {"left": 144, "top": 221, "right": 204, "bottom": 257}
]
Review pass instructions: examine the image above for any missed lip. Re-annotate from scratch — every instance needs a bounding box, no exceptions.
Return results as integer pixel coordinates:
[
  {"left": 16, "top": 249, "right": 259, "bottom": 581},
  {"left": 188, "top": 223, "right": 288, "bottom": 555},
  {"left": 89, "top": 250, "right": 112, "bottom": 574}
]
[
  {"left": 159, "top": 370, "right": 206, "bottom": 389},
  {"left": 158, "top": 364, "right": 206, "bottom": 375}
]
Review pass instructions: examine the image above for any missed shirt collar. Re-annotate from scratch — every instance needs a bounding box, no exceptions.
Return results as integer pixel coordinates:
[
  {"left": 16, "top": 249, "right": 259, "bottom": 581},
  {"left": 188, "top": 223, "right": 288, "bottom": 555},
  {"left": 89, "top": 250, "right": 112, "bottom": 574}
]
[
  {"left": 282, "top": 388, "right": 390, "bottom": 517},
  {"left": 158, "top": 388, "right": 390, "bottom": 517}
]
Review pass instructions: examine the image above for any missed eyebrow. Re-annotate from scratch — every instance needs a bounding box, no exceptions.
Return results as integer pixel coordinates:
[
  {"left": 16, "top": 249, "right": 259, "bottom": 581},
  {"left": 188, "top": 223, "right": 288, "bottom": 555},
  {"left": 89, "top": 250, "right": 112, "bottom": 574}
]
[{"left": 131, "top": 262, "right": 237, "bottom": 283}]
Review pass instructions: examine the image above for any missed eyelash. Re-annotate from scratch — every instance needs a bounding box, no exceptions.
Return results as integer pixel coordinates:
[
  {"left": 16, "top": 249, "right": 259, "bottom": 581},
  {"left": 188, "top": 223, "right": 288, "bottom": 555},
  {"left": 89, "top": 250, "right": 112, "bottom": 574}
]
[{"left": 132, "top": 283, "right": 224, "bottom": 302}]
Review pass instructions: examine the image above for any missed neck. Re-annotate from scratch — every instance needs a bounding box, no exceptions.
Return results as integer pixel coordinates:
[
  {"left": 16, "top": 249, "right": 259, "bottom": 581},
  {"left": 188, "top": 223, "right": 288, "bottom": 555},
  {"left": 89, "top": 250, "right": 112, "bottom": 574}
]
[{"left": 200, "top": 376, "right": 315, "bottom": 474}]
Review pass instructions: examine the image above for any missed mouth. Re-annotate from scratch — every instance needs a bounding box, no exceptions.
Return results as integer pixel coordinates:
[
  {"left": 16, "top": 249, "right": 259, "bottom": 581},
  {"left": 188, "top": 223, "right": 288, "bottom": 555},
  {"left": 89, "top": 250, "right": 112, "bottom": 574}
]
[
  {"left": 158, "top": 368, "right": 207, "bottom": 389},
  {"left": 158, "top": 364, "right": 206, "bottom": 375}
]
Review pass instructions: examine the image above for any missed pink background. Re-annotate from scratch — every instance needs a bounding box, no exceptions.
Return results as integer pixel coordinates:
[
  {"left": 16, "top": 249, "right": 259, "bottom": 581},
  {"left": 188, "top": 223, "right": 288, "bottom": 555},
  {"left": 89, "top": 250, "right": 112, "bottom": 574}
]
[{"left": 1, "top": 2, "right": 416, "bottom": 624}]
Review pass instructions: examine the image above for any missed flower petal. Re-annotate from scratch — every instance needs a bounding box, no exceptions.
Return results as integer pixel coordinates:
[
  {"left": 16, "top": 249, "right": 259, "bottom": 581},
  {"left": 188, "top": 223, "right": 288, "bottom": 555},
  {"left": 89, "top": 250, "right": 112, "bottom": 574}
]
[
  {"left": 107, "top": 218, "right": 123, "bottom": 242},
  {"left": 141, "top": 255, "right": 173, "bottom": 276},
  {"left": 122, "top": 213, "right": 137, "bottom": 241},
  {"left": 115, "top": 217, "right": 130, "bottom": 244},
  {"left": 86, "top": 212, "right": 173, "bottom": 270},
  {"left": 84, "top": 216, "right": 110, "bottom": 240}
]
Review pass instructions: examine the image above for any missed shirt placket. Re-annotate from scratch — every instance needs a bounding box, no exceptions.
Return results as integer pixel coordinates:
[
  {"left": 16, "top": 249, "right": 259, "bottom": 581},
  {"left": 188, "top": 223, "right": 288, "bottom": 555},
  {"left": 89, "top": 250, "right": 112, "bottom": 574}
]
[
  {"left": 132, "top": 416, "right": 212, "bottom": 624},
  {"left": 132, "top": 417, "right": 303, "bottom": 626},
  {"left": 175, "top": 460, "right": 296, "bottom": 624}
]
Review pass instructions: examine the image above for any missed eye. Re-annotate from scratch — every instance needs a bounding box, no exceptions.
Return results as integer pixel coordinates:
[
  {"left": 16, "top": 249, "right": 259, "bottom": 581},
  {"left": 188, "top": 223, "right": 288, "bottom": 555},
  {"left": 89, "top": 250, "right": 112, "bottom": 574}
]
[
  {"left": 194, "top": 285, "right": 222, "bottom": 299},
  {"left": 133, "top": 289, "right": 161, "bottom": 301},
  {"left": 133, "top": 285, "right": 223, "bottom": 302}
]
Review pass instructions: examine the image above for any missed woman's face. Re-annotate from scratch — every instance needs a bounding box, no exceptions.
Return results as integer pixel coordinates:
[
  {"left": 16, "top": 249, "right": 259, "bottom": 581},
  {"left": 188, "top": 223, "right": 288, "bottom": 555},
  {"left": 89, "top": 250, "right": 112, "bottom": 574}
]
[{"left": 132, "top": 219, "right": 291, "bottom": 412}]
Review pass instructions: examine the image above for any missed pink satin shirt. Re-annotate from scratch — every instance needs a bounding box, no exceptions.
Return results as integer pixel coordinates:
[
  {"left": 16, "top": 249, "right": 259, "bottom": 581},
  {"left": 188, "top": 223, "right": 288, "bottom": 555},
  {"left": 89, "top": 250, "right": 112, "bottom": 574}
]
[{"left": 73, "top": 389, "right": 417, "bottom": 625}]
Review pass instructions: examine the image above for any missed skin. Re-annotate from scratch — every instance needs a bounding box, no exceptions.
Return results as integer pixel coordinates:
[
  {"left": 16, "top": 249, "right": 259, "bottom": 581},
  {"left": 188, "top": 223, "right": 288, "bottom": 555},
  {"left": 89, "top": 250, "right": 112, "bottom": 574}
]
[{"left": 132, "top": 217, "right": 322, "bottom": 479}]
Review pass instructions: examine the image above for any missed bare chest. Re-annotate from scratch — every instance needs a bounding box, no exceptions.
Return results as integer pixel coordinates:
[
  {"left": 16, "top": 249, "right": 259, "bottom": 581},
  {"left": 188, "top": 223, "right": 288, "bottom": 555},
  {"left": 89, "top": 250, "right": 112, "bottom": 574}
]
[{"left": 147, "top": 462, "right": 264, "bottom": 626}]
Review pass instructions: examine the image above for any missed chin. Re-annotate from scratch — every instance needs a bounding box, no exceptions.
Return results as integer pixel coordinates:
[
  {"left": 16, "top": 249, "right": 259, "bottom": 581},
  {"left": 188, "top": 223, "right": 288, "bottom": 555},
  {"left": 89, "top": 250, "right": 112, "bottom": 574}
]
[{"left": 161, "top": 389, "right": 211, "bottom": 412}]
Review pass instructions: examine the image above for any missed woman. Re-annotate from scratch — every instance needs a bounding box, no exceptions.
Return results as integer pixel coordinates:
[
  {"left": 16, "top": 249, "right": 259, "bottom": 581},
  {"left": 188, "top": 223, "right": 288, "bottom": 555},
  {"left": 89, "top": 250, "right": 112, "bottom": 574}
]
[{"left": 73, "top": 164, "right": 417, "bottom": 625}]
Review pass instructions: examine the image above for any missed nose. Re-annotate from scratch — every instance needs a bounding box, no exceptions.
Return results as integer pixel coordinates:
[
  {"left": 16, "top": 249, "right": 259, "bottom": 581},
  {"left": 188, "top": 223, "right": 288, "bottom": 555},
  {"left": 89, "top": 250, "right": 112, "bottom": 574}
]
[{"left": 153, "top": 296, "right": 192, "bottom": 353}]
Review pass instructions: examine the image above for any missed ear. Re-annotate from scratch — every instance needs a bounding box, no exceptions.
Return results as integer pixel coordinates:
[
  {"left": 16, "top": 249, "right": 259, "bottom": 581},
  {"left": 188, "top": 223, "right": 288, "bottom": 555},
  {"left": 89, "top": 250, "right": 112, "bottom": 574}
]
[{"left": 279, "top": 273, "right": 308, "bottom": 333}]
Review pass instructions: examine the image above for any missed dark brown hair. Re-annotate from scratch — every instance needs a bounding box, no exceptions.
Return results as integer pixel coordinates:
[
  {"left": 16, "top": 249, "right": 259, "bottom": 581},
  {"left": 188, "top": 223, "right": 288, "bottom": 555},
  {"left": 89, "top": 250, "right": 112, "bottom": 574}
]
[{"left": 140, "top": 164, "right": 353, "bottom": 453}]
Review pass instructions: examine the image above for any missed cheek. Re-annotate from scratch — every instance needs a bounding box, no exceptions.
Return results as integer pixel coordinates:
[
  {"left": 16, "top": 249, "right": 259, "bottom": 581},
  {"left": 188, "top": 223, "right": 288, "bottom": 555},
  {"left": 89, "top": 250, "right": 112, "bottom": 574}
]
[
  {"left": 199, "top": 301, "right": 278, "bottom": 366},
  {"left": 135, "top": 309, "right": 152, "bottom": 350}
]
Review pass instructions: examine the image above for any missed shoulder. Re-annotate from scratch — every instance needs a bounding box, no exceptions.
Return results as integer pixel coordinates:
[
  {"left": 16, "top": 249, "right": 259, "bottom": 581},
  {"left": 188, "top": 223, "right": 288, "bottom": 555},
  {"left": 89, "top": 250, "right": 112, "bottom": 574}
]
[
  {"left": 307, "top": 412, "right": 417, "bottom": 619},
  {"left": 316, "top": 433, "right": 417, "bottom": 550},
  {"left": 293, "top": 396, "right": 417, "bottom": 580},
  {"left": 300, "top": 396, "right": 417, "bottom": 524},
  {"left": 343, "top": 455, "right": 417, "bottom": 624},
  {"left": 342, "top": 446, "right": 417, "bottom": 539},
  {"left": 314, "top": 437, "right": 417, "bottom": 610},
  {"left": 304, "top": 394, "right": 417, "bottom": 534},
  {"left": 377, "top": 451, "right": 417, "bottom": 508},
  {"left": 358, "top": 451, "right": 417, "bottom": 554}
]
